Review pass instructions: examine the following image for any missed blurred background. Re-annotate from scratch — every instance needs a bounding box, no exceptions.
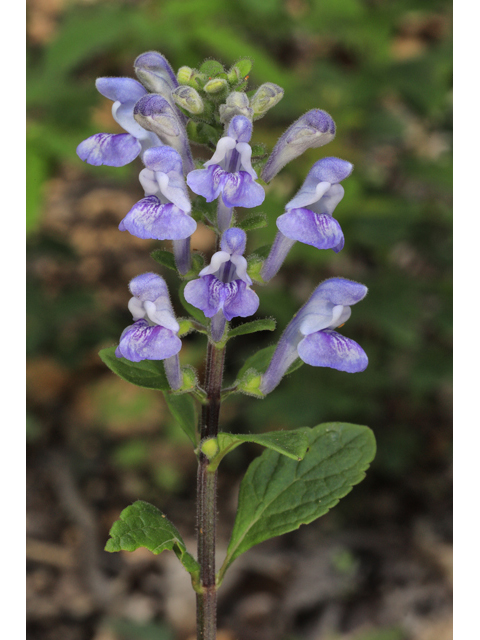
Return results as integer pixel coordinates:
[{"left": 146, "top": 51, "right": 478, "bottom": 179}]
[{"left": 26, "top": 0, "right": 452, "bottom": 639}]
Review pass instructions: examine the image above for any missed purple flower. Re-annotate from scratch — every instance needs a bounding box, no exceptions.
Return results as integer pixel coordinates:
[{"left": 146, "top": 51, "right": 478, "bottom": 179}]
[
  {"left": 133, "top": 94, "right": 194, "bottom": 174},
  {"left": 76, "top": 77, "right": 160, "bottom": 167},
  {"left": 184, "top": 228, "right": 259, "bottom": 341},
  {"left": 134, "top": 51, "right": 179, "bottom": 95},
  {"left": 186, "top": 116, "right": 265, "bottom": 209},
  {"left": 260, "top": 278, "right": 368, "bottom": 394},
  {"left": 261, "top": 157, "right": 353, "bottom": 282},
  {"left": 261, "top": 110, "right": 336, "bottom": 183},
  {"left": 119, "top": 147, "right": 196, "bottom": 274},
  {"left": 115, "top": 273, "right": 182, "bottom": 389}
]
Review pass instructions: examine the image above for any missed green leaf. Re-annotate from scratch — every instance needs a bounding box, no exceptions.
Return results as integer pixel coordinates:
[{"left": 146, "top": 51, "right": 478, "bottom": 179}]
[
  {"left": 151, "top": 250, "right": 177, "bottom": 271},
  {"left": 228, "top": 318, "right": 276, "bottom": 339},
  {"left": 237, "top": 213, "right": 267, "bottom": 231},
  {"left": 164, "top": 393, "right": 197, "bottom": 444},
  {"left": 237, "top": 345, "right": 303, "bottom": 380},
  {"left": 211, "top": 428, "right": 311, "bottom": 466},
  {"left": 179, "top": 282, "right": 207, "bottom": 325},
  {"left": 99, "top": 347, "right": 169, "bottom": 391},
  {"left": 249, "top": 244, "right": 272, "bottom": 259},
  {"left": 105, "top": 501, "right": 199, "bottom": 577},
  {"left": 219, "top": 423, "right": 376, "bottom": 580}
]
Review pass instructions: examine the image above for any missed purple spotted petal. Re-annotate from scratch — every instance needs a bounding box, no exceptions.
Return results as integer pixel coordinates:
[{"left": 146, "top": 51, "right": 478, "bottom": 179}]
[
  {"left": 297, "top": 329, "right": 368, "bottom": 372},
  {"left": 129, "top": 273, "right": 168, "bottom": 302},
  {"left": 223, "top": 281, "right": 259, "bottom": 320},
  {"left": 276, "top": 208, "right": 344, "bottom": 251},
  {"left": 119, "top": 196, "right": 196, "bottom": 240},
  {"left": 116, "top": 319, "right": 182, "bottom": 362},
  {"left": 95, "top": 77, "right": 147, "bottom": 103},
  {"left": 184, "top": 275, "right": 220, "bottom": 317},
  {"left": 221, "top": 171, "right": 265, "bottom": 208},
  {"left": 76, "top": 133, "right": 141, "bottom": 167},
  {"left": 187, "top": 165, "right": 226, "bottom": 202}
]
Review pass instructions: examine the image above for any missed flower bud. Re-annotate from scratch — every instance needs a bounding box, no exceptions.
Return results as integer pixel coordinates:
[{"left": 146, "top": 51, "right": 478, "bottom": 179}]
[
  {"left": 172, "top": 85, "right": 204, "bottom": 114},
  {"left": 250, "top": 83, "right": 284, "bottom": 119},
  {"left": 177, "top": 66, "right": 194, "bottom": 84},
  {"left": 219, "top": 92, "right": 253, "bottom": 124},
  {"left": 134, "top": 51, "right": 178, "bottom": 93},
  {"left": 203, "top": 78, "right": 228, "bottom": 94},
  {"left": 227, "top": 59, "right": 252, "bottom": 84},
  {"left": 201, "top": 438, "right": 220, "bottom": 459}
]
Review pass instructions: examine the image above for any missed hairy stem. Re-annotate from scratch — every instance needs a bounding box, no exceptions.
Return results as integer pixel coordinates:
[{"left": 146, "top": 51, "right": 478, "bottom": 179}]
[{"left": 196, "top": 340, "right": 226, "bottom": 639}]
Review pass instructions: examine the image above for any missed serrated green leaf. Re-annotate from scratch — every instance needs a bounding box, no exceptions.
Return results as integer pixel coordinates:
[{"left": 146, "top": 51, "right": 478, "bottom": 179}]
[
  {"left": 179, "top": 281, "right": 208, "bottom": 325},
  {"left": 105, "top": 501, "right": 199, "bottom": 576},
  {"left": 99, "top": 347, "right": 170, "bottom": 391},
  {"left": 237, "top": 213, "right": 267, "bottom": 231},
  {"left": 237, "top": 345, "right": 303, "bottom": 380},
  {"left": 219, "top": 423, "right": 376, "bottom": 580},
  {"left": 213, "top": 428, "right": 310, "bottom": 465},
  {"left": 150, "top": 250, "right": 177, "bottom": 271},
  {"left": 228, "top": 318, "right": 276, "bottom": 339},
  {"left": 164, "top": 392, "right": 197, "bottom": 444}
]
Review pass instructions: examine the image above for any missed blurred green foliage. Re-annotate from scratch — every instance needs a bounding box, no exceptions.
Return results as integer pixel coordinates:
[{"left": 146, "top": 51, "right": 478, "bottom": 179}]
[{"left": 27, "top": 0, "right": 451, "bottom": 485}]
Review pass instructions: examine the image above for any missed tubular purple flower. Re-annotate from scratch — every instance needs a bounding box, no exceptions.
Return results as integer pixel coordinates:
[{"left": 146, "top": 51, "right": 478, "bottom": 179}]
[
  {"left": 115, "top": 273, "right": 182, "bottom": 389},
  {"left": 261, "top": 157, "right": 353, "bottom": 282},
  {"left": 186, "top": 116, "right": 265, "bottom": 231},
  {"left": 76, "top": 77, "right": 161, "bottom": 167},
  {"left": 184, "top": 228, "right": 259, "bottom": 341},
  {"left": 260, "top": 278, "right": 368, "bottom": 395},
  {"left": 261, "top": 110, "right": 336, "bottom": 183},
  {"left": 119, "top": 146, "right": 196, "bottom": 274},
  {"left": 133, "top": 94, "right": 194, "bottom": 174}
]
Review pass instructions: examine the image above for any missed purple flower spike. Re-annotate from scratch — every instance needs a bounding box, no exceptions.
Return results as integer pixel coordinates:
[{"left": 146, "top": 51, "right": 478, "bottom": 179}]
[
  {"left": 119, "top": 147, "right": 196, "bottom": 270},
  {"left": 261, "top": 110, "right": 336, "bottom": 183},
  {"left": 187, "top": 115, "right": 265, "bottom": 211},
  {"left": 77, "top": 77, "right": 160, "bottom": 167},
  {"left": 133, "top": 94, "right": 194, "bottom": 174},
  {"left": 260, "top": 278, "right": 368, "bottom": 394},
  {"left": 261, "top": 157, "right": 353, "bottom": 282},
  {"left": 116, "top": 273, "right": 182, "bottom": 388},
  {"left": 184, "top": 228, "right": 259, "bottom": 340}
]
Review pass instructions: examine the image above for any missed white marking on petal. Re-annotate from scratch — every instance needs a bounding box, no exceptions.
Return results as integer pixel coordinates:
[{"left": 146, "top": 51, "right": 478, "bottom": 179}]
[
  {"left": 199, "top": 251, "right": 231, "bottom": 277},
  {"left": 204, "top": 137, "right": 237, "bottom": 168},
  {"left": 128, "top": 296, "right": 146, "bottom": 320},
  {"left": 235, "top": 142, "right": 257, "bottom": 179}
]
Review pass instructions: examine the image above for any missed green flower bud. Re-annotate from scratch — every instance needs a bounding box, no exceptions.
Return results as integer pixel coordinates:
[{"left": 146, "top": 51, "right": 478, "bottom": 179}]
[
  {"left": 250, "top": 83, "right": 284, "bottom": 120},
  {"left": 172, "top": 85, "right": 204, "bottom": 114},
  {"left": 227, "top": 59, "right": 253, "bottom": 84},
  {"left": 203, "top": 78, "right": 228, "bottom": 94},
  {"left": 219, "top": 91, "right": 253, "bottom": 124},
  {"left": 177, "top": 66, "right": 194, "bottom": 85},
  {"left": 238, "top": 370, "right": 264, "bottom": 398}
]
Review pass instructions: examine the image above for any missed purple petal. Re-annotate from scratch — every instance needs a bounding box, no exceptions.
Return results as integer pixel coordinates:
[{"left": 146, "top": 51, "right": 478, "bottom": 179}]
[
  {"left": 261, "top": 110, "right": 336, "bottom": 183},
  {"left": 129, "top": 273, "right": 169, "bottom": 302},
  {"left": 276, "top": 208, "right": 344, "bottom": 251},
  {"left": 187, "top": 165, "right": 226, "bottom": 202},
  {"left": 76, "top": 133, "right": 141, "bottom": 167},
  {"left": 221, "top": 228, "right": 247, "bottom": 255},
  {"left": 95, "top": 77, "right": 147, "bottom": 103},
  {"left": 134, "top": 51, "right": 178, "bottom": 90},
  {"left": 117, "top": 319, "right": 182, "bottom": 361},
  {"left": 184, "top": 276, "right": 220, "bottom": 318},
  {"left": 119, "top": 196, "right": 196, "bottom": 240},
  {"left": 143, "top": 146, "right": 183, "bottom": 175},
  {"left": 221, "top": 171, "right": 265, "bottom": 208},
  {"left": 223, "top": 281, "right": 259, "bottom": 320},
  {"left": 309, "top": 278, "right": 368, "bottom": 307},
  {"left": 297, "top": 329, "right": 368, "bottom": 372},
  {"left": 227, "top": 115, "right": 253, "bottom": 142},
  {"left": 309, "top": 157, "right": 353, "bottom": 185}
]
